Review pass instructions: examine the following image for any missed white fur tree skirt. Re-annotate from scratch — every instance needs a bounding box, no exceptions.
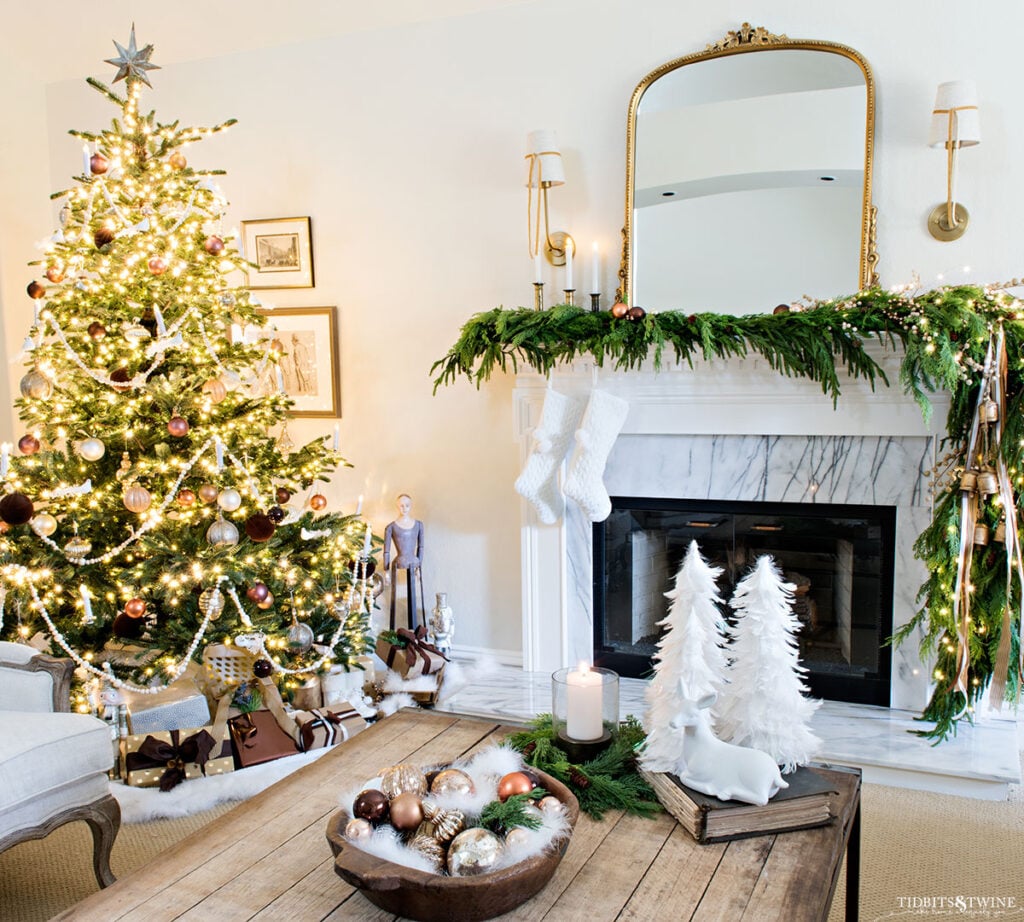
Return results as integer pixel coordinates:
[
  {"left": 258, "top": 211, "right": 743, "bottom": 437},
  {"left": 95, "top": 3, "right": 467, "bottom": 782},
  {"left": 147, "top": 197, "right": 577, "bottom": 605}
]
[{"left": 111, "top": 748, "right": 330, "bottom": 823}]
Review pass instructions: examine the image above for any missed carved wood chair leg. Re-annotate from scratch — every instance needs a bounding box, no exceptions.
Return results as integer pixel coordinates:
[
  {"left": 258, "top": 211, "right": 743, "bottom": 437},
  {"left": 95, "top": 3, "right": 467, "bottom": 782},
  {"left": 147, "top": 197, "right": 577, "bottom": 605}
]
[{"left": 83, "top": 794, "right": 121, "bottom": 888}]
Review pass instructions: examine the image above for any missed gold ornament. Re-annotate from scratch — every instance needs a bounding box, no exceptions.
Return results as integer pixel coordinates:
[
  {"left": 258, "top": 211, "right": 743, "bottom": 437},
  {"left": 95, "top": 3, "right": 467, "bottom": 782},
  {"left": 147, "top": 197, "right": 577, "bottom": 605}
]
[
  {"left": 30, "top": 513, "right": 58, "bottom": 537},
  {"left": 446, "top": 828, "right": 504, "bottom": 877},
  {"left": 379, "top": 763, "right": 428, "bottom": 799},
  {"left": 198, "top": 483, "right": 219, "bottom": 504},
  {"left": 421, "top": 803, "right": 465, "bottom": 843},
  {"left": 64, "top": 535, "right": 92, "bottom": 562},
  {"left": 388, "top": 791, "right": 425, "bottom": 831},
  {"left": 123, "top": 482, "right": 152, "bottom": 513},
  {"left": 202, "top": 378, "right": 227, "bottom": 404},
  {"left": 206, "top": 515, "right": 239, "bottom": 547},
  {"left": 19, "top": 371, "right": 52, "bottom": 400},
  {"left": 407, "top": 833, "right": 446, "bottom": 871},
  {"left": 430, "top": 768, "right": 475, "bottom": 797},
  {"left": 199, "top": 587, "right": 225, "bottom": 620}
]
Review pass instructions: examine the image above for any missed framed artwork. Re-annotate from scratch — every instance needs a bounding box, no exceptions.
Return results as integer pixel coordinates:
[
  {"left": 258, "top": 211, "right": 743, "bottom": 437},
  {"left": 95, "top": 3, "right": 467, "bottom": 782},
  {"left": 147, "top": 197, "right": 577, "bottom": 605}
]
[
  {"left": 241, "top": 216, "right": 315, "bottom": 289},
  {"left": 256, "top": 306, "right": 340, "bottom": 418}
]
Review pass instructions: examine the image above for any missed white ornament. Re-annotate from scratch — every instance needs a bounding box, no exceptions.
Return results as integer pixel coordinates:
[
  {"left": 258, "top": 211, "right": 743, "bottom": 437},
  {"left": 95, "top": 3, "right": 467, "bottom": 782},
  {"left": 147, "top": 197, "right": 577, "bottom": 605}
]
[
  {"left": 667, "top": 685, "right": 788, "bottom": 806},
  {"left": 30, "top": 513, "right": 58, "bottom": 537},
  {"left": 217, "top": 488, "right": 242, "bottom": 512},
  {"left": 77, "top": 438, "right": 106, "bottom": 461}
]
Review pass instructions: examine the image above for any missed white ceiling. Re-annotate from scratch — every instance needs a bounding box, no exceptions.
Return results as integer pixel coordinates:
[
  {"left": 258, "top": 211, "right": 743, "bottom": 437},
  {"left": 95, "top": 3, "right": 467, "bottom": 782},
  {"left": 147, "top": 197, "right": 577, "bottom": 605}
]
[{"left": 3, "top": 0, "right": 532, "bottom": 84}]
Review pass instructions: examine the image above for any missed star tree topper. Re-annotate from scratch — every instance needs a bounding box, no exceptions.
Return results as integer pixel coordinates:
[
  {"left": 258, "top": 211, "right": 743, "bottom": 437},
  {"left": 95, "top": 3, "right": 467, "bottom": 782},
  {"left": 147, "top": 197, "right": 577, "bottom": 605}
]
[{"left": 104, "top": 25, "right": 160, "bottom": 87}]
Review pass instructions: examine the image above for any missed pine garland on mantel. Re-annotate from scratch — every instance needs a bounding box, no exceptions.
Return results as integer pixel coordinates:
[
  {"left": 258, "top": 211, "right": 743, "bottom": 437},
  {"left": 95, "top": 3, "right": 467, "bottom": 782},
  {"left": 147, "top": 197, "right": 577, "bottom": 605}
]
[{"left": 432, "top": 284, "right": 1024, "bottom": 740}]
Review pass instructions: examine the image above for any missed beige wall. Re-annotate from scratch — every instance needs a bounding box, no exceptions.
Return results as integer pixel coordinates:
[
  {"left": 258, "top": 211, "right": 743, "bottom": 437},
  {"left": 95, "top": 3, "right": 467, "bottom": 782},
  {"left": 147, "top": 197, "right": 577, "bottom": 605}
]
[{"left": 2, "top": 0, "right": 1023, "bottom": 660}]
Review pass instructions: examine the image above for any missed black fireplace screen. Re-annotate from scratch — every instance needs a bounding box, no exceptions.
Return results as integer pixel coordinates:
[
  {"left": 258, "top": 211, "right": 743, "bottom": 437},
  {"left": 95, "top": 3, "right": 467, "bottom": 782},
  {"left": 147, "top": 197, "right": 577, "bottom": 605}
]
[{"left": 592, "top": 497, "right": 896, "bottom": 706}]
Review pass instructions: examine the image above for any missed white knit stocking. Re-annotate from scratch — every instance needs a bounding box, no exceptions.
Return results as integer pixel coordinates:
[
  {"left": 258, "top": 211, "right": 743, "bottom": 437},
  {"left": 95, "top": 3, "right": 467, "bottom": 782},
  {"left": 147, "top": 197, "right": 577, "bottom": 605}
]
[
  {"left": 514, "top": 389, "right": 584, "bottom": 524},
  {"left": 563, "top": 389, "right": 630, "bottom": 522}
]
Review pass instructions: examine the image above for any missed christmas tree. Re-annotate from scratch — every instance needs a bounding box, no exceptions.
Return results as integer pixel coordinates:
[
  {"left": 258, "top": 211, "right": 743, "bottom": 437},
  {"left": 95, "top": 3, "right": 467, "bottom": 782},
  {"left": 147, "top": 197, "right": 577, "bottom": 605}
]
[
  {"left": 640, "top": 540, "right": 728, "bottom": 773},
  {"left": 715, "top": 555, "right": 821, "bottom": 773},
  {"left": 0, "top": 29, "right": 372, "bottom": 702}
]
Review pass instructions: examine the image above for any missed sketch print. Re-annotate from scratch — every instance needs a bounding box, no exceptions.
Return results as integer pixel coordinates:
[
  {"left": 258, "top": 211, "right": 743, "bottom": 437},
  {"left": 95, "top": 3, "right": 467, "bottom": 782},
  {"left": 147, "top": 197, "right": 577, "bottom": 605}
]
[{"left": 255, "top": 232, "right": 301, "bottom": 271}]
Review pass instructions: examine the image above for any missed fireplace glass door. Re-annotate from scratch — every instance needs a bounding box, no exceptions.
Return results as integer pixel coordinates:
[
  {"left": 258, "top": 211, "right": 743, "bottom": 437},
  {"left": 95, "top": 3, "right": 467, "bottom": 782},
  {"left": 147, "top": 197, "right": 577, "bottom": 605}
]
[{"left": 593, "top": 497, "right": 896, "bottom": 705}]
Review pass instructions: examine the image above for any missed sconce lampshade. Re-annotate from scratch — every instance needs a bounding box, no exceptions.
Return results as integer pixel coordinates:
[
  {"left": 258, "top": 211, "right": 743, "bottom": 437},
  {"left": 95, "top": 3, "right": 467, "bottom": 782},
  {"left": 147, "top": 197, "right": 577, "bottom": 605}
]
[
  {"left": 525, "top": 129, "right": 566, "bottom": 187},
  {"left": 928, "top": 80, "right": 981, "bottom": 148}
]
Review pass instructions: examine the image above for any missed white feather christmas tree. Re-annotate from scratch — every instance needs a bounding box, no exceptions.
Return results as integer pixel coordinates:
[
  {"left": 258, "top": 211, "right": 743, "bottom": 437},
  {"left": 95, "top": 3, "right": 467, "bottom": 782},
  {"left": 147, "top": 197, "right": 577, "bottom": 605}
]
[
  {"left": 640, "top": 540, "right": 728, "bottom": 773},
  {"left": 716, "top": 555, "right": 821, "bottom": 773}
]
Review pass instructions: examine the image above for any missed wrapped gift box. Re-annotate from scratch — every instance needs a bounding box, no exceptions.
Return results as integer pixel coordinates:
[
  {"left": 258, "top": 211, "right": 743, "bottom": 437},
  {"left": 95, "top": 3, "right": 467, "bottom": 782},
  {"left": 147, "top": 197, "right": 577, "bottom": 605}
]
[
  {"left": 228, "top": 709, "right": 300, "bottom": 767},
  {"left": 122, "top": 724, "right": 233, "bottom": 790},
  {"left": 375, "top": 627, "right": 448, "bottom": 680},
  {"left": 123, "top": 677, "right": 211, "bottom": 735},
  {"left": 292, "top": 703, "right": 367, "bottom": 751}
]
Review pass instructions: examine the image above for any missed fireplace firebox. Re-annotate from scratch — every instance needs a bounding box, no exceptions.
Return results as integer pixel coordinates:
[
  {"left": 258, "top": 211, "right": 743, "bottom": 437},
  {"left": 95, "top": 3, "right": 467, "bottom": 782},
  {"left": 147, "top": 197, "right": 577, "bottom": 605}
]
[{"left": 593, "top": 497, "right": 896, "bottom": 706}]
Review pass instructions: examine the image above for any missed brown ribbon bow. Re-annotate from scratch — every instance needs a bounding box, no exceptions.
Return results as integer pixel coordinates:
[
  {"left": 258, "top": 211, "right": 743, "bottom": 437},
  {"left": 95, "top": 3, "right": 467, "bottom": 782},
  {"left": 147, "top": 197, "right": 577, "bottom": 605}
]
[
  {"left": 394, "top": 625, "right": 450, "bottom": 672},
  {"left": 298, "top": 707, "right": 357, "bottom": 751},
  {"left": 125, "top": 728, "right": 217, "bottom": 792}
]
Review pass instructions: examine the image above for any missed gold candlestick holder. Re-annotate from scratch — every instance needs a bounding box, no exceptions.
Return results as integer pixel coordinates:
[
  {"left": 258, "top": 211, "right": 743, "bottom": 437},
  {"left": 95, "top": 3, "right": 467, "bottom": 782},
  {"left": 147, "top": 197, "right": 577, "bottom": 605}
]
[
  {"left": 590, "top": 293, "right": 600, "bottom": 312},
  {"left": 533, "top": 282, "right": 544, "bottom": 311},
  {"left": 563, "top": 289, "right": 575, "bottom": 307}
]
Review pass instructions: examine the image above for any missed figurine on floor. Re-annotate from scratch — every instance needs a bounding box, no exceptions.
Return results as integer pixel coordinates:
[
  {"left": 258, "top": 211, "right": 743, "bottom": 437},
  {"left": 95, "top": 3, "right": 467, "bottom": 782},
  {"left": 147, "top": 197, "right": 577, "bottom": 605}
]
[
  {"left": 383, "top": 493, "right": 426, "bottom": 630},
  {"left": 430, "top": 592, "right": 454, "bottom": 656}
]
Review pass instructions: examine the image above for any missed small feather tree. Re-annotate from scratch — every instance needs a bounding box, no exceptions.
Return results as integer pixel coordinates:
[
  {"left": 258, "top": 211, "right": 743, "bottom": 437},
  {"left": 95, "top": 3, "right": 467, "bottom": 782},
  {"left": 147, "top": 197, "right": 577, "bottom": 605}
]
[
  {"left": 640, "top": 540, "right": 728, "bottom": 773},
  {"left": 716, "top": 555, "right": 821, "bottom": 772}
]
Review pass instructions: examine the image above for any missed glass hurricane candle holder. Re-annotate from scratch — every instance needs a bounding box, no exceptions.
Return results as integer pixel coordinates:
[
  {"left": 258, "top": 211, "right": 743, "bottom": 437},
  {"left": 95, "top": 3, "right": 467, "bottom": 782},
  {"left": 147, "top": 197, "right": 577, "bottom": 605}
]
[{"left": 551, "top": 664, "right": 619, "bottom": 762}]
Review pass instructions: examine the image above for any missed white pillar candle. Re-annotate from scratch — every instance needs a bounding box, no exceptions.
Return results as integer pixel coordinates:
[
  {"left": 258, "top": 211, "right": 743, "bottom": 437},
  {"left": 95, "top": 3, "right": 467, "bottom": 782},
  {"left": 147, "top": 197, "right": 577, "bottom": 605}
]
[
  {"left": 333, "top": 424, "right": 340, "bottom": 451},
  {"left": 590, "top": 241, "right": 600, "bottom": 294},
  {"left": 0, "top": 442, "right": 9, "bottom": 479},
  {"left": 82, "top": 143, "right": 91, "bottom": 175},
  {"left": 80, "top": 584, "right": 94, "bottom": 623},
  {"left": 565, "top": 242, "right": 573, "bottom": 291},
  {"left": 356, "top": 494, "right": 364, "bottom": 515},
  {"left": 363, "top": 524, "right": 372, "bottom": 555},
  {"left": 534, "top": 252, "right": 543, "bottom": 284},
  {"left": 566, "top": 662, "right": 603, "bottom": 740}
]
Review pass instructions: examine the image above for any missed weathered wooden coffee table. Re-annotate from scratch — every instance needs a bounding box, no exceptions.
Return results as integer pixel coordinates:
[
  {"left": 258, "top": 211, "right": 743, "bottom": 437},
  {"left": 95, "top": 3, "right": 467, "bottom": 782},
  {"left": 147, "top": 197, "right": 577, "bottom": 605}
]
[{"left": 57, "top": 710, "right": 860, "bottom": 921}]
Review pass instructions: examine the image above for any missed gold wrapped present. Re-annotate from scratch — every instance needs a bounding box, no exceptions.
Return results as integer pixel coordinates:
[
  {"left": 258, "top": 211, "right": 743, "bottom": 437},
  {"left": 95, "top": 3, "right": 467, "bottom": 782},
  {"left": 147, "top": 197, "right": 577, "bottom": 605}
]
[
  {"left": 122, "top": 724, "right": 233, "bottom": 790},
  {"left": 292, "top": 703, "right": 367, "bottom": 752}
]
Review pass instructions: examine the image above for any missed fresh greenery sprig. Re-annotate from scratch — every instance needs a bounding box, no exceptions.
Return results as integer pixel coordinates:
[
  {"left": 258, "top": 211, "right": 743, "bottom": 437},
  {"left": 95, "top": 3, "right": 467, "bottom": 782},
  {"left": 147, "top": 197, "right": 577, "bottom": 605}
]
[
  {"left": 506, "top": 715, "right": 661, "bottom": 820},
  {"left": 476, "top": 789, "right": 546, "bottom": 833}
]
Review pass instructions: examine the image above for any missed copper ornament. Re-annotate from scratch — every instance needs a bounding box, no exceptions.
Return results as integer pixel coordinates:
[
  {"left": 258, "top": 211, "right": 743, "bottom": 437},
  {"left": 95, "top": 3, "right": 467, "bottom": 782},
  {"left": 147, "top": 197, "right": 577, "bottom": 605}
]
[
  {"left": 388, "top": 791, "right": 425, "bottom": 832},
  {"left": 497, "top": 771, "right": 534, "bottom": 802}
]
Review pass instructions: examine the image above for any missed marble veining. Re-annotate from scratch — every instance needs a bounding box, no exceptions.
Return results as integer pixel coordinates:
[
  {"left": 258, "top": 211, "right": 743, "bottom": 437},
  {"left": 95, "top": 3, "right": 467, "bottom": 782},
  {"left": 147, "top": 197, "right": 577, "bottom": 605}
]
[{"left": 436, "top": 664, "right": 1021, "bottom": 799}]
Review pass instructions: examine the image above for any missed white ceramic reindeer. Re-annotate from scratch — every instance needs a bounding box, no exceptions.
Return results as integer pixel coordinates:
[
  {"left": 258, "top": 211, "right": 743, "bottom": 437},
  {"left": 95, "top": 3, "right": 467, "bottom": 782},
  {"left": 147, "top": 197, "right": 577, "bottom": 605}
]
[{"left": 669, "top": 682, "right": 788, "bottom": 806}]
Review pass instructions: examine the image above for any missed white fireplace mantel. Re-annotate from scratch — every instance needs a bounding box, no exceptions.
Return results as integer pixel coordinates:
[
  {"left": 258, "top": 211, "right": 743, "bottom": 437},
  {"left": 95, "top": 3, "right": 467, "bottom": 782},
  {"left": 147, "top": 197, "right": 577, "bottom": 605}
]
[{"left": 513, "top": 342, "right": 949, "bottom": 712}]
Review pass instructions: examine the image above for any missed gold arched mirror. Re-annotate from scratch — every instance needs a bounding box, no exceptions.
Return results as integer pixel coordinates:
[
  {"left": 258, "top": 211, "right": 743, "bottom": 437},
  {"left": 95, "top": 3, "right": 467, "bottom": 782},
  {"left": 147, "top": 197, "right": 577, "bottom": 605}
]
[{"left": 620, "top": 24, "right": 878, "bottom": 314}]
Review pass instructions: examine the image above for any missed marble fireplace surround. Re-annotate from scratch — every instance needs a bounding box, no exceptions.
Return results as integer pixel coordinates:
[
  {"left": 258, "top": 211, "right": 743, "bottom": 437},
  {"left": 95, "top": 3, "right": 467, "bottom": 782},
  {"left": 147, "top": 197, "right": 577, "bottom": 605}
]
[{"left": 513, "top": 342, "right": 949, "bottom": 713}]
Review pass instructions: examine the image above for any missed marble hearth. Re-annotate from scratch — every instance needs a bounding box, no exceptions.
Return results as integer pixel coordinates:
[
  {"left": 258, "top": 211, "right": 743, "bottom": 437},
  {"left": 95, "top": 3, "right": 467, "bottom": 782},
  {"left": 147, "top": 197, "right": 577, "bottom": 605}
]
[{"left": 513, "top": 343, "right": 946, "bottom": 712}]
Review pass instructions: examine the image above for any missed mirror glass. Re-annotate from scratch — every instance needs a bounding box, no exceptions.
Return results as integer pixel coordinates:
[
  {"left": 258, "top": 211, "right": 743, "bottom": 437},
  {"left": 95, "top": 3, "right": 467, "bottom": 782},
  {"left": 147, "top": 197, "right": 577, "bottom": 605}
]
[{"left": 624, "top": 30, "right": 876, "bottom": 314}]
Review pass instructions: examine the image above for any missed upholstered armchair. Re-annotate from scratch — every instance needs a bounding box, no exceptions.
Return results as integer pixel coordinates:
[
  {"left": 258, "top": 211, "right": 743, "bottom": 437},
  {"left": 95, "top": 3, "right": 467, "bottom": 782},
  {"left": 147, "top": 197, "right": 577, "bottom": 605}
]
[{"left": 0, "top": 641, "right": 120, "bottom": 888}]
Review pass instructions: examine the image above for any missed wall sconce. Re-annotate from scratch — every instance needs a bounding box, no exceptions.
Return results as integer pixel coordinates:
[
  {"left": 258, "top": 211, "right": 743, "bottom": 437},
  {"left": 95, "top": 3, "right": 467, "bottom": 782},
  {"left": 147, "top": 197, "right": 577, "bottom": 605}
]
[
  {"left": 927, "top": 80, "right": 980, "bottom": 242},
  {"left": 525, "top": 129, "right": 574, "bottom": 267}
]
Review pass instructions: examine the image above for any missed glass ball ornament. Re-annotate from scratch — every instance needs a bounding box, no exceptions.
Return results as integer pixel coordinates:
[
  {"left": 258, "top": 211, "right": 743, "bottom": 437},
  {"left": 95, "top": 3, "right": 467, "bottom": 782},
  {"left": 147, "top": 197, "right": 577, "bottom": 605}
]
[
  {"left": 109, "top": 368, "right": 132, "bottom": 391},
  {"left": 203, "top": 235, "right": 224, "bottom": 254},
  {"left": 77, "top": 438, "right": 106, "bottom": 462},
  {"left": 430, "top": 768, "right": 475, "bottom": 797},
  {"left": 202, "top": 378, "right": 227, "bottom": 404},
  {"left": 206, "top": 516, "right": 239, "bottom": 548},
  {"left": 94, "top": 226, "right": 115, "bottom": 248},
  {"left": 380, "top": 764, "right": 428, "bottom": 799},
  {"left": 244, "top": 513, "right": 276, "bottom": 543},
  {"left": 89, "top": 153, "right": 109, "bottom": 174},
  {"left": 87, "top": 322, "right": 107, "bottom": 341},
  {"left": 26, "top": 280, "right": 46, "bottom": 300},
  {"left": 64, "top": 535, "right": 92, "bottom": 562},
  {"left": 147, "top": 256, "right": 168, "bottom": 276},
  {"left": 252, "top": 658, "right": 274, "bottom": 679},
  {"left": 538, "top": 795, "right": 567, "bottom": 817},
  {"left": 169, "top": 151, "right": 187, "bottom": 170},
  {"left": 275, "top": 487, "right": 292, "bottom": 504},
  {"left": 167, "top": 416, "right": 190, "bottom": 438},
  {"left": 217, "top": 489, "right": 242, "bottom": 512},
  {"left": 0, "top": 493, "right": 34, "bottom": 526},
  {"left": 267, "top": 506, "right": 286, "bottom": 524},
  {"left": 124, "top": 598, "right": 147, "bottom": 619},
  {"left": 246, "top": 582, "right": 270, "bottom": 603},
  {"left": 44, "top": 266, "right": 64, "bottom": 284},
  {"left": 344, "top": 818, "right": 372, "bottom": 841},
  {"left": 198, "top": 484, "right": 219, "bottom": 504},
  {"left": 199, "top": 587, "right": 225, "bottom": 620},
  {"left": 123, "top": 483, "right": 152, "bottom": 514},
  {"left": 389, "top": 792, "right": 425, "bottom": 832},
  {"left": 286, "top": 619, "right": 314, "bottom": 653},
  {"left": 610, "top": 301, "right": 629, "bottom": 319},
  {"left": 30, "top": 512, "right": 57, "bottom": 537},
  {"left": 20, "top": 371, "right": 52, "bottom": 400},
  {"left": 18, "top": 434, "right": 40, "bottom": 455},
  {"left": 446, "top": 828, "right": 504, "bottom": 877},
  {"left": 257, "top": 592, "right": 274, "bottom": 610},
  {"left": 353, "top": 789, "right": 389, "bottom": 825},
  {"left": 497, "top": 771, "right": 534, "bottom": 802},
  {"left": 504, "top": 827, "right": 531, "bottom": 849},
  {"left": 309, "top": 494, "right": 328, "bottom": 511},
  {"left": 177, "top": 488, "right": 196, "bottom": 508}
]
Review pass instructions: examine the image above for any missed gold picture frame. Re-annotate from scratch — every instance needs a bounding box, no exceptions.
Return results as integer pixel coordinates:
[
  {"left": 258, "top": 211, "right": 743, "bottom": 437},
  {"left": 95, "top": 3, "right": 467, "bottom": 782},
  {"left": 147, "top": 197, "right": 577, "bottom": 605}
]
[
  {"left": 256, "top": 306, "right": 340, "bottom": 418},
  {"left": 241, "top": 216, "right": 315, "bottom": 289}
]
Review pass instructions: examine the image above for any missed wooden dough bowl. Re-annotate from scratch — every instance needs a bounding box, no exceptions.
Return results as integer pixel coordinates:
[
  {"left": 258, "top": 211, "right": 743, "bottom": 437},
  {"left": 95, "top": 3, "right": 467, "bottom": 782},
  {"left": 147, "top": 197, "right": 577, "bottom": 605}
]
[{"left": 326, "top": 768, "right": 579, "bottom": 922}]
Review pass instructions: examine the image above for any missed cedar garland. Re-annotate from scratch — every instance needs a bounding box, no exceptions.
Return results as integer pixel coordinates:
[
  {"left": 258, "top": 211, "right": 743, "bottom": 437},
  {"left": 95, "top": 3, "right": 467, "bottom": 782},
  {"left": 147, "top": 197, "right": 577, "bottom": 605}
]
[{"left": 435, "top": 285, "right": 1024, "bottom": 740}]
